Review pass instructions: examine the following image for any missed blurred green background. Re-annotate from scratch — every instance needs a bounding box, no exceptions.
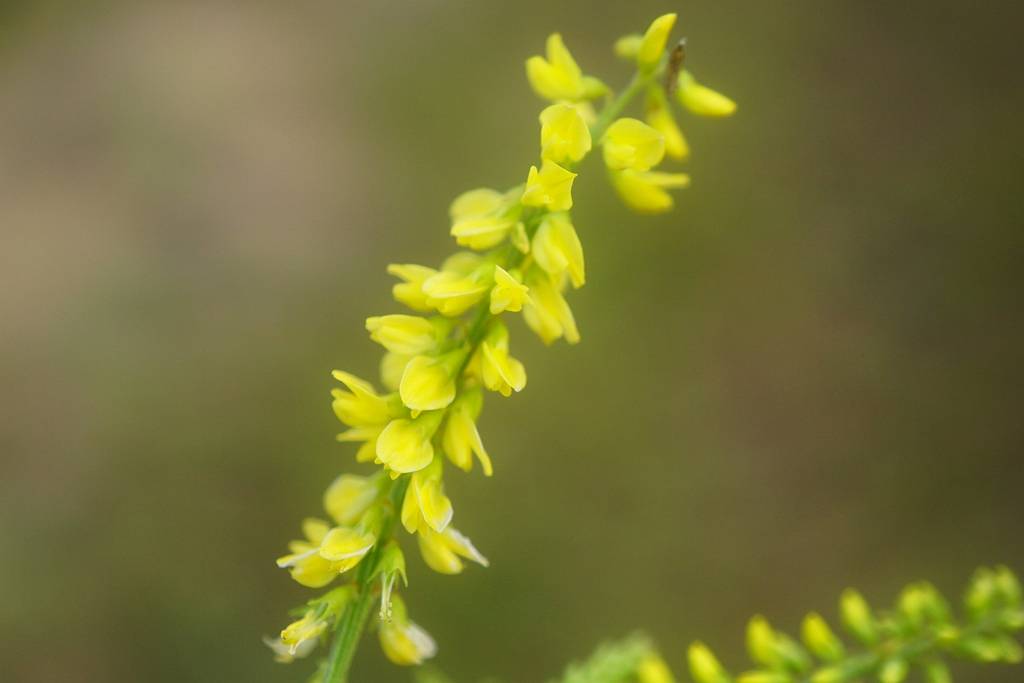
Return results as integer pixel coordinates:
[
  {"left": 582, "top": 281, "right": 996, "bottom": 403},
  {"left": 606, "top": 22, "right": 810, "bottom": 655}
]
[{"left": 2, "top": 1, "right": 1022, "bottom": 681}]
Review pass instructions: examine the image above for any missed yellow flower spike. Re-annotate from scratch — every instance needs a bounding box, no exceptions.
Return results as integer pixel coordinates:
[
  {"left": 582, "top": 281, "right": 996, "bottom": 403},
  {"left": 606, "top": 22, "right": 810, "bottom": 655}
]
[
  {"left": 387, "top": 264, "right": 438, "bottom": 312},
  {"left": 646, "top": 87, "right": 689, "bottom": 160},
  {"left": 539, "top": 103, "right": 592, "bottom": 164},
  {"left": 490, "top": 265, "right": 531, "bottom": 314},
  {"left": 398, "top": 349, "right": 466, "bottom": 412},
  {"left": 532, "top": 212, "right": 585, "bottom": 288},
  {"left": 610, "top": 168, "right": 691, "bottom": 214},
  {"left": 441, "top": 388, "right": 492, "bottom": 476},
  {"left": 378, "top": 596, "right": 437, "bottom": 665},
  {"left": 366, "top": 314, "right": 451, "bottom": 355},
  {"left": 400, "top": 455, "right": 453, "bottom": 534},
  {"left": 317, "top": 525, "right": 376, "bottom": 572},
  {"left": 280, "top": 609, "right": 328, "bottom": 656},
  {"left": 602, "top": 117, "right": 666, "bottom": 171},
  {"left": 380, "top": 351, "right": 412, "bottom": 392},
  {"left": 417, "top": 525, "right": 489, "bottom": 575},
  {"left": 677, "top": 70, "right": 737, "bottom": 117},
  {"left": 525, "top": 32, "right": 606, "bottom": 102},
  {"left": 449, "top": 187, "right": 518, "bottom": 250},
  {"left": 276, "top": 518, "right": 340, "bottom": 588},
  {"left": 324, "top": 473, "right": 380, "bottom": 527},
  {"left": 614, "top": 33, "right": 643, "bottom": 60},
  {"left": 638, "top": 653, "right": 677, "bottom": 683},
  {"left": 522, "top": 159, "right": 576, "bottom": 211},
  {"left": 375, "top": 410, "right": 444, "bottom": 474},
  {"left": 330, "top": 370, "right": 398, "bottom": 428},
  {"left": 522, "top": 271, "right": 580, "bottom": 345},
  {"left": 637, "top": 13, "right": 676, "bottom": 70}
]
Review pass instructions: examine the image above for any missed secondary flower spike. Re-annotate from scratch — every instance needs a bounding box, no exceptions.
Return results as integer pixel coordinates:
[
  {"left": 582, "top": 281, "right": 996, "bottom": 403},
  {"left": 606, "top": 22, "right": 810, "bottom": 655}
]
[{"left": 268, "top": 13, "right": 736, "bottom": 678}]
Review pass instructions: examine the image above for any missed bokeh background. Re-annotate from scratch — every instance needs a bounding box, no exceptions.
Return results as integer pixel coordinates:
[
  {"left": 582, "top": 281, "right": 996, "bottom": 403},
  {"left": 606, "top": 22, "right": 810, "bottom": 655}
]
[{"left": 2, "top": 1, "right": 1022, "bottom": 681}]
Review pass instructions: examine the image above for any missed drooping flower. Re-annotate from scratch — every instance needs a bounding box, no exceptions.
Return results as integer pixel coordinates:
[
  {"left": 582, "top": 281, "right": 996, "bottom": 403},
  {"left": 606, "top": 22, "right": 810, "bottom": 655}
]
[
  {"left": 489, "top": 265, "right": 531, "bottom": 315},
  {"left": 366, "top": 315, "right": 451, "bottom": 355},
  {"left": 323, "top": 473, "right": 381, "bottom": 527},
  {"left": 475, "top": 321, "right": 527, "bottom": 396},
  {"left": 636, "top": 13, "right": 677, "bottom": 70},
  {"left": 539, "top": 102, "right": 592, "bottom": 164},
  {"left": 525, "top": 33, "right": 607, "bottom": 102},
  {"left": 398, "top": 349, "right": 467, "bottom": 413},
  {"left": 449, "top": 188, "right": 520, "bottom": 250},
  {"left": 375, "top": 410, "right": 445, "bottom": 474},
  {"left": 522, "top": 271, "right": 581, "bottom": 345},
  {"left": 378, "top": 595, "right": 437, "bottom": 666},
  {"left": 280, "top": 609, "right": 329, "bottom": 656},
  {"left": 602, "top": 117, "right": 666, "bottom": 171},
  {"left": 421, "top": 252, "right": 493, "bottom": 317},
  {"left": 441, "top": 387, "right": 492, "bottom": 476},
  {"left": 522, "top": 159, "right": 577, "bottom": 211},
  {"left": 610, "top": 168, "right": 691, "bottom": 214},
  {"left": 646, "top": 87, "right": 689, "bottom": 160},
  {"left": 417, "top": 525, "right": 489, "bottom": 575},
  {"left": 400, "top": 456, "right": 454, "bottom": 534},
  {"left": 276, "top": 518, "right": 367, "bottom": 588},
  {"left": 532, "top": 212, "right": 585, "bottom": 288},
  {"left": 387, "top": 263, "right": 438, "bottom": 312},
  {"left": 676, "top": 70, "right": 737, "bottom": 117}
]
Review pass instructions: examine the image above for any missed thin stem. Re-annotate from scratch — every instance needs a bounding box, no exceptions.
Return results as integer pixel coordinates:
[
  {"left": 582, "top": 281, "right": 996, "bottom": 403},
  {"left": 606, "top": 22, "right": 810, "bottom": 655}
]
[
  {"left": 322, "top": 476, "right": 411, "bottom": 683},
  {"left": 590, "top": 66, "right": 661, "bottom": 142}
]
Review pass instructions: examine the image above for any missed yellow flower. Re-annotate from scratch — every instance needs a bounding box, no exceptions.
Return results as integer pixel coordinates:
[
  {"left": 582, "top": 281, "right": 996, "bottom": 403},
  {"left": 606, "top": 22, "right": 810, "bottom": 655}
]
[
  {"left": 522, "top": 271, "right": 580, "bottom": 345},
  {"left": 476, "top": 322, "right": 526, "bottom": 396},
  {"left": 539, "top": 103, "right": 592, "bottom": 164},
  {"left": 522, "top": 159, "right": 576, "bottom": 211},
  {"left": 688, "top": 642, "right": 729, "bottom": 683},
  {"left": 276, "top": 518, "right": 342, "bottom": 588},
  {"left": 378, "top": 595, "right": 437, "bottom": 666},
  {"left": 638, "top": 653, "right": 677, "bottom": 683},
  {"left": 336, "top": 425, "right": 383, "bottom": 464},
  {"left": 264, "top": 635, "right": 317, "bottom": 663},
  {"left": 646, "top": 88, "right": 689, "bottom": 160},
  {"left": 637, "top": 13, "right": 676, "bottom": 70},
  {"left": 532, "top": 212, "right": 585, "bottom": 288},
  {"left": 490, "top": 265, "right": 531, "bottom": 314},
  {"left": 602, "top": 117, "right": 665, "bottom": 171},
  {"left": 525, "top": 33, "right": 607, "bottom": 102},
  {"left": 387, "top": 263, "right": 438, "bottom": 312},
  {"left": 441, "top": 388, "right": 492, "bottom": 476},
  {"left": 366, "top": 314, "right": 450, "bottom": 355},
  {"left": 400, "top": 458, "right": 454, "bottom": 534},
  {"left": 398, "top": 349, "right": 467, "bottom": 413},
  {"left": 421, "top": 253, "right": 492, "bottom": 316},
  {"left": 375, "top": 410, "right": 444, "bottom": 474},
  {"left": 449, "top": 188, "right": 519, "bottom": 250},
  {"left": 677, "top": 70, "right": 737, "bottom": 117},
  {"left": 609, "top": 168, "right": 691, "bottom": 214},
  {"left": 380, "top": 351, "right": 412, "bottom": 391},
  {"left": 613, "top": 33, "right": 643, "bottom": 60},
  {"left": 417, "top": 525, "right": 489, "bottom": 575},
  {"left": 330, "top": 370, "right": 399, "bottom": 428},
  {"left": 318, "top": 525, "right": 376, "bottom": 572},
  {"left": 323, "top": 473, "right": 380, "bottom": 527},
  {"left": 280, "top": 609, "right": 328, "bottom": 656}
]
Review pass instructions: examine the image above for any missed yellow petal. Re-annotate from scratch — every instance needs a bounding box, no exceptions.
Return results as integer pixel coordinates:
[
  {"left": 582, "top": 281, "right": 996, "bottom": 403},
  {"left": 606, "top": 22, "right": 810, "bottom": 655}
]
[
  {"left": 602, "top": 117, "right": 665, "bottom": 171},
  {"left": 637, "top": 13, "right": 676, "bottom": 69},
  {"left": 677, "top": 70, "right": 737, "bottom": 117},
  {"left": 522, "top": 160, "right": 576, "bottom": 211},
  {"left": 539, "top": 103, "right": 592, "bottom": 164},
  {"left": 399, "top": 354, "right": 458, "bottom": 412},
  {"left": 532, "top": 213, "right": 585, "bottom": 288}
]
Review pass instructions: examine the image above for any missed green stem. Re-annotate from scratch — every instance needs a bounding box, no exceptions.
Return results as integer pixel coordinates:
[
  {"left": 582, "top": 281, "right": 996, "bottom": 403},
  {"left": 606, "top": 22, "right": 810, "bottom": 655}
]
[
  {"left": 590, "top": 67, "right": 660, "bottom": 142},
  {"left": 322, "top": 476, "right": 411, "bottom": 683}
]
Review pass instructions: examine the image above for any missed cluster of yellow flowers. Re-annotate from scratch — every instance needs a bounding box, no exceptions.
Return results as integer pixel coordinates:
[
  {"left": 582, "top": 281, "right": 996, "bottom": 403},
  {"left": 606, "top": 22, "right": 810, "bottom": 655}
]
[{"left": 266, "top": 12, "right": 735, "bottom": 677}]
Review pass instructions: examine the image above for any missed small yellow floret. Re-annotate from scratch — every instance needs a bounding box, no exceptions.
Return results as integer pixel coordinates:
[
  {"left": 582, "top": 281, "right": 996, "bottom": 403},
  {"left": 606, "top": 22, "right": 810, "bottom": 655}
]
[
  {"left": 522, "top": 159, "right": 576, "bottom": 211},
  {"left": 539, "top": 103, "right": 592, "bottom": 164},
  {"left": 677, "top": 70, "right": 737, "bottom": 117},
  {"left": 610, "top": 168, "right": 690, "bottom": 214},
  {"left": 490, "top": 265, "right": 531, "bottom": 314},
  {"left": 532, "top": 213, "right": 585, "bottom": 289},
  {"left": 602, "top": 117, "right": 666, "bottom": 171},
  {"left": 637, "top": 13, "right": 676, "bottom": 70}
]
